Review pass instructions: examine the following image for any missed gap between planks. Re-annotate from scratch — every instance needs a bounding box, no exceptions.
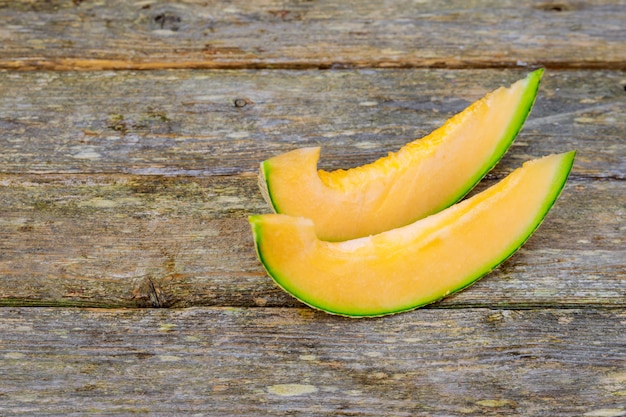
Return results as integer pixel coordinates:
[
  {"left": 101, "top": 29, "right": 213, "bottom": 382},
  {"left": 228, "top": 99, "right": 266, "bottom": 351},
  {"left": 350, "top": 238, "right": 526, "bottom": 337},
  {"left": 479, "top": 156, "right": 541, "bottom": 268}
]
[{"left": 3, "top": 58, "right": 626, "bottom": 72}]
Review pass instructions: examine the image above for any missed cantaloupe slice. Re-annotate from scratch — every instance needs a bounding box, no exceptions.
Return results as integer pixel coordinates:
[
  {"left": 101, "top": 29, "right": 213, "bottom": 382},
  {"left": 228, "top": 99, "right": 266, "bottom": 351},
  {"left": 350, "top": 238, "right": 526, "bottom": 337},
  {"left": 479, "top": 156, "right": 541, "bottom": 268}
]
[
  {"left": 259, "top": 69, "right": 544, "bottom": 241},
  {"left": 250, "top": 151, "right": 575, "bottom": 317}
]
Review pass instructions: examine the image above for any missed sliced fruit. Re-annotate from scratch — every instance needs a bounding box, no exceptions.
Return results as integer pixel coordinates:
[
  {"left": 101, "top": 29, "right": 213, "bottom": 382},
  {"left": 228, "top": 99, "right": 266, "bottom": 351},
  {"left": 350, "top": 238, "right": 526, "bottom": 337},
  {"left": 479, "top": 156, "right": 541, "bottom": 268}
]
[
  {"left": 259, "top": 69, "right": 544, "bottom": 241},
  {"left": 250, "top": 151, "right": 575, "bottom": 317}
]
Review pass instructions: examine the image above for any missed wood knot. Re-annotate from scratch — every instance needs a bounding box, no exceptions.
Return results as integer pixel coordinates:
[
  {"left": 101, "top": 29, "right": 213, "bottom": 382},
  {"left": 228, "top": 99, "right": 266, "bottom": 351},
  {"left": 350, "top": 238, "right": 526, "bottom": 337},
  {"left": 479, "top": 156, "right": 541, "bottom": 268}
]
[
  {"left": 234, "top": 98, "right": 254, "bottom": 108},
  {"left": 132, "top": 276, "right": 166, "bottom": 308}
]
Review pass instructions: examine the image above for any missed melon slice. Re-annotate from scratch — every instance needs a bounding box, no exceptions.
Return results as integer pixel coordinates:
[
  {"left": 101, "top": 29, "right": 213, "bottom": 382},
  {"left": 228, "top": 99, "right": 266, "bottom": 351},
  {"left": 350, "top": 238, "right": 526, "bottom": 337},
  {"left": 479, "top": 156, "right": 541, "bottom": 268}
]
[
  {"left": 250, "top": 151, "right": 575, "bottom": 317},
  {"left": 259, "top": 69, "right": 544, "bottom": 241}
]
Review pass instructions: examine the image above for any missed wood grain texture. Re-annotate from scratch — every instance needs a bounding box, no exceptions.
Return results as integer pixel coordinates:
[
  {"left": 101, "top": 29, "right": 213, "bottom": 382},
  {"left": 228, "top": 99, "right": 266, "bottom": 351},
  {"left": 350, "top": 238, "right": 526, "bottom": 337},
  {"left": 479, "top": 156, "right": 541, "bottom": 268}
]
[
  {"left": 0, "top": 69, "right": 624, "bottom": 178},
  {"left": 0, "top": 307, "right": 624, "bottom": 416},
  {"left": 1, "top": 173, "right": 623, "bottom": 308},
  {"left": 1, "top": 0, "right": 623, "bottom": 414},
  {"left": 0, "top": 0, "right": 625, "bottom": 70},
  {"left": 0, "top": 68, "right": 624, "bottom": 309}
]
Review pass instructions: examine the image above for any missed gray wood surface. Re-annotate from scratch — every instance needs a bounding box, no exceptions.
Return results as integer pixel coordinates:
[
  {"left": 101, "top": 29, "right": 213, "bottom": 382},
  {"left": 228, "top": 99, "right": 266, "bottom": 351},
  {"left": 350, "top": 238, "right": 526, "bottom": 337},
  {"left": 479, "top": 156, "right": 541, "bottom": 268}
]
[
  {"left": 1, "top": 307, "right": 624, "bottom": 416},
  {"left": 0, "top": 69, "right": 624, "bottom": 309},
  {"left": 0, "top": 175, "right": 623, "bottom": 308},
  {"left": 0, "top": 69, "right": 624, "bottom": 177},
  {"left": 0, "top": 0, "right": 624, "bottom": 70},
  {"left": 0, "top": 0, "right": 624, "bottom": 415}
]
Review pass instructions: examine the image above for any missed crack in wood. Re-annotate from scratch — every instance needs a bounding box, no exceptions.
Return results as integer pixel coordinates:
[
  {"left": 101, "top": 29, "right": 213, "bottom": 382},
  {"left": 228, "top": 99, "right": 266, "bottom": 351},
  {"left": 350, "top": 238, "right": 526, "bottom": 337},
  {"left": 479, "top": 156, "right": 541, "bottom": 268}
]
[{"left": 1, "top": 58, "right": 624, "bottom": 71}]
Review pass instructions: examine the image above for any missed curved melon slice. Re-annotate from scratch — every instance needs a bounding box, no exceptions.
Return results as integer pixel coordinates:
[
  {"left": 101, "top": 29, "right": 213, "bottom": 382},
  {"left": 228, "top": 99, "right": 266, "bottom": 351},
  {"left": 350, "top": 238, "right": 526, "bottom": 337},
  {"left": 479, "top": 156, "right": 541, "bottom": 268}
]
[
  {"left": 250, "top": 151, "right": 575, "bottom": 317},
  {"left": 260, "top": 69, "right": 544, "bottom": 241}
]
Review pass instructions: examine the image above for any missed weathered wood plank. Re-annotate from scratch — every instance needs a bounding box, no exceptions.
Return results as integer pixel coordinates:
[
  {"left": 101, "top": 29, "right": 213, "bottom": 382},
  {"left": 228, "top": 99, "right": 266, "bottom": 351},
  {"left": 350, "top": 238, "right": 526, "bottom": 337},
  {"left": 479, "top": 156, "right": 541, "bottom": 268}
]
[
  {"left": 1, "top": 174, "right": 623, "bottom": 308},
  {"left": 0, "top": 307, "right": 624, "bottom": 416},
  {"left": 1, "top": 3, "right": 622, "bottom": 415},
  {"left": 0, "top": 69, "right": 624, "bottom": 178},
  {"left": 0, "top": 0, "right": 624, "bottom": 70}
]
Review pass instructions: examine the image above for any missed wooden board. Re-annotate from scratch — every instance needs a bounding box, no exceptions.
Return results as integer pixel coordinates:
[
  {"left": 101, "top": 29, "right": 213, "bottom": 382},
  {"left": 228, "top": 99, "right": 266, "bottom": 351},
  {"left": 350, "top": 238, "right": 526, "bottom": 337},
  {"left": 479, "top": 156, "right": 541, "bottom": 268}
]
[
  {"left": 1, "top": 307, "right": 624, "bottom": 416},
  {"left": 0, "top": 0, "right": 625, "bottom": 70},
  {"left": 0, "top": 174, "right": 624, "bottom": 308},
  {"left": 0, "top": 69, "right": 623, "bottom": 308},
  {"left": 0, "top": 0, "right": 624, "bottom": 415},
  {"left": 0, "top": 69, "right": 624, "bottom": 177}
]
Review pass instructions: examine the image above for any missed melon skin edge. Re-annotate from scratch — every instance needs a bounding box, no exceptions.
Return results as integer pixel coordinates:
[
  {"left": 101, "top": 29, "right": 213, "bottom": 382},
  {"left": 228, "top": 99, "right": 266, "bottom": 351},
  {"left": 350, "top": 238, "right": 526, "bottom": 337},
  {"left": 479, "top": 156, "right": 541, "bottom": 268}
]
[
  {"left": 250, "top": 151, "right": 576, "bottom": 318},
  {"left": 258, "top": 69, "right": 545, "bottom": 242}
]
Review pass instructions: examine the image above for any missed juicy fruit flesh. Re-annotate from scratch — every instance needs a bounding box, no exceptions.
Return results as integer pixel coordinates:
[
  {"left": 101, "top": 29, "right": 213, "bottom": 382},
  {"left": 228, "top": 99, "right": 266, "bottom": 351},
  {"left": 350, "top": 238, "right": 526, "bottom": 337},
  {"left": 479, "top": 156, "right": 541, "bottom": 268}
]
[
  {"left": 251, "top": 151, "right": 575, "bottom": 317},
  {"left": 261, "top": 69, "right": 543, "bottom": 241}
]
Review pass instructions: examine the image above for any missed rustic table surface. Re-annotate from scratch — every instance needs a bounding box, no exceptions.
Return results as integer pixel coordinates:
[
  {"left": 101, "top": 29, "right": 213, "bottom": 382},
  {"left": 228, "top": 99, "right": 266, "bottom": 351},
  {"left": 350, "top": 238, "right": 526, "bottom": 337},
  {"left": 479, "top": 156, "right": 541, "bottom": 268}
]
[{"left": 1, "top": 1, "right": 625, "bottom": 416}]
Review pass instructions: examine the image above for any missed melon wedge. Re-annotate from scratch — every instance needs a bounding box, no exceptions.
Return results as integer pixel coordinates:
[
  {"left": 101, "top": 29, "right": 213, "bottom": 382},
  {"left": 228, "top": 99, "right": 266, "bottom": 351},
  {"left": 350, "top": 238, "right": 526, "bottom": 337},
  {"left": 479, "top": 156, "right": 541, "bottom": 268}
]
[
  {"left": 259, "top": 69, "right": 544, "bottom": 241},
  {"left": 250, "top": 151, "right": 575, "bottom": 317}
]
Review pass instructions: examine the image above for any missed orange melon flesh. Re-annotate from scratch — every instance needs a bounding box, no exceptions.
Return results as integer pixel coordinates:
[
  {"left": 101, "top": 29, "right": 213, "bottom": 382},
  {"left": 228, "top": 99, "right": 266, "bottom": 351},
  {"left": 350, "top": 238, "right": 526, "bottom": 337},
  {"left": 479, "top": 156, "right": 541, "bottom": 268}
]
[
  {"left": 260, "top": 69, "right": 544, "bottom": 241},
  {"left": 250, "top": 151, "right": 575, "bottom": 317}
]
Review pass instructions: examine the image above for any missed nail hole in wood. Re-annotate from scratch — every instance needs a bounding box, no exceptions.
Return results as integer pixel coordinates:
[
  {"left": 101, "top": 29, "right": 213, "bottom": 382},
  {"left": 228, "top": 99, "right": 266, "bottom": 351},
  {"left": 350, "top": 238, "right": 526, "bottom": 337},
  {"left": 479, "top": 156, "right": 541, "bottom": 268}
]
[
  {"left": 535, "top": 3, "right": 571, "bottom": 12},
  {"left": 154, "top": 12, "right": 182, "bottom": 31}
]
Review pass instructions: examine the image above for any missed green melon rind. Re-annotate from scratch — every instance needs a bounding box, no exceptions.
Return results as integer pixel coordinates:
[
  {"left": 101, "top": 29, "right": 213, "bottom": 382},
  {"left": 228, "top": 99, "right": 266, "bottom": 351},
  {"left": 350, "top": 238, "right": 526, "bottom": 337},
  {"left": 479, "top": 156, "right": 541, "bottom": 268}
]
[
  {"left": 423, "top": 68, "right": 544, "bottom": 219},
  {"left": 250, "top": 215, "right": 341, "bottom": 315},
  {"left": 370, "top": 149, "right": 577, "bottom": 318},
  {"left": 250, "top": 150, "right": 575, "bottom": 318},
  {"left": 258, "top": 161, "right": 276, "bottom": 212},
  {"left": 258, "top": 69, "right": 544, "bottom": 223}
]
